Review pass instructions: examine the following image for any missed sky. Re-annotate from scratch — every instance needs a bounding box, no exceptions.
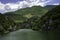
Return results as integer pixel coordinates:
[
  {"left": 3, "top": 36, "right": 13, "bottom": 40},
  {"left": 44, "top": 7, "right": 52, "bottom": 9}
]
[{"left": 0, "top": 0, "right": 60, "bottom": 13}]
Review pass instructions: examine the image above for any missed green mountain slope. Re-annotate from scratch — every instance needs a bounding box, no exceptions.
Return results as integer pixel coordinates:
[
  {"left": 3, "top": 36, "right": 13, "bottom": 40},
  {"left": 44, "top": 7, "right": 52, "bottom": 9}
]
[
  {"left": 24, "top": 5, "right": 60, "bottom": 31},
  {"left": 39, "top": 5, "right": 60, "bottom": 31},
  {"left": 0, "top": 13, "right": 15, "bottom": 34},
  {"left": 0, "top": 5, "right": 60, "bottom": 35},
  {"left": 3, "top": 5, "right": 60, "bottom": 32},
  {"left": 4, "top": 6, "right": 48, "bottom": 23},
  {"left": 44, "top": 5, "right": 57, "bottom": 10}
]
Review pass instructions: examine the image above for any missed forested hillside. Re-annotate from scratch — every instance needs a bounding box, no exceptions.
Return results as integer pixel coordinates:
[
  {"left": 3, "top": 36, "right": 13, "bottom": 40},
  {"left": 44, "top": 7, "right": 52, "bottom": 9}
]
[
  {"left": 39, "top": 5, "right": 60, "bottom": 32},
  {"left": 0, "top": 5, "right": 60, "bottom": 35},
  {"left": 4, "top": 6, "right": 48, "bottom": 23},
  {"left": 19, "top": 5, "right": 60, "bottom": 32},
  {"left": 0, "top": 13, "right": 15, "bottom": 35}
]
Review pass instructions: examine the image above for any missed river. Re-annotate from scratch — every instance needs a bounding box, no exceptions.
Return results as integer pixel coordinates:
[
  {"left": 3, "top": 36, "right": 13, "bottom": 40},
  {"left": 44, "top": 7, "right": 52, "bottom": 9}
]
[{"left": 0, "top": 29, "right": 60, "bottom": 40}]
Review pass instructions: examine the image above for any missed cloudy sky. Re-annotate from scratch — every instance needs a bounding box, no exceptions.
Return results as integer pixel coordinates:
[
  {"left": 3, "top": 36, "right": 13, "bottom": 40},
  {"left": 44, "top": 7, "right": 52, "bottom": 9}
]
[{"left": 0, "top": 0, "right": 60, "bottom": 13}]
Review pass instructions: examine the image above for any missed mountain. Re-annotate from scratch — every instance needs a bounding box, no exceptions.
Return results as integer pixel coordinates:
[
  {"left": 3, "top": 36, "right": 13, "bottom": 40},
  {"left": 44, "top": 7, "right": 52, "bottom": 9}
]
[
  {"left": 0, "top": 13, "right": 15, "bottom": 34},
  {"left": 0, "top": 5, "right": 60, "bottom": 34},
  {"left": 4, "top": 6, "right": 48, "bottom": 23},
  {"left": 44, "top": 5, "right": 57, "bottom": 10},
  {"left": 39, "top": 5, "right": 60, "bottom": 31}
]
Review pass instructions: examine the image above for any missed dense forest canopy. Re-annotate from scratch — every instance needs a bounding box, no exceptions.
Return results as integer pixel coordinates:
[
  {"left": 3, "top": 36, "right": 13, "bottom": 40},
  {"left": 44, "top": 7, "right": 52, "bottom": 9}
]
[
  {"left": 0, "top": 13, "right": 16, "bottom": 35},
  {"left": 39, "top": 5, "right": 60, "bottom": 32}
]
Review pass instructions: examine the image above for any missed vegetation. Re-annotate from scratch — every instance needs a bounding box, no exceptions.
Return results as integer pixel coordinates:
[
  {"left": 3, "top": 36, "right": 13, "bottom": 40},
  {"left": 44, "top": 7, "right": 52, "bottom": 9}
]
[
  {"left": 4, "top": 6, "right": 48, "bottom": 23},
  {"left": 0, "top": 5, "right": 60, "bottom": 35},
  {"left": 0, "top": 13, "right": 16, "bottom": 35},
  {"left": 39, "top": 6, "right": 60, "bottom": 32}
]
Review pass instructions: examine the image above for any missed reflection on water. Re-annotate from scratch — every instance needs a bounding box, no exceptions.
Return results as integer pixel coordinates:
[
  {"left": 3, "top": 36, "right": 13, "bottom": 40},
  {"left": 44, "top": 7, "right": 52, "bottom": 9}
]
[
  {"left": 0, "top": 29, "right": 47, "bottom": 40},
  {"left": 0, "top": 29, "right": 60, "bottom": 40}
]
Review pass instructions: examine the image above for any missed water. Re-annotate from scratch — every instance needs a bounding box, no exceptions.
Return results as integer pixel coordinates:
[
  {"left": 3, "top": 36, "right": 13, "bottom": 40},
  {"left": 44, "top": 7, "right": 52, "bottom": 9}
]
[
  {"left": 0, "top": 29, "right": 60, "bottom": 40},
  {"left": 0, "top": 29, "right": 47, "bottom": 40}
]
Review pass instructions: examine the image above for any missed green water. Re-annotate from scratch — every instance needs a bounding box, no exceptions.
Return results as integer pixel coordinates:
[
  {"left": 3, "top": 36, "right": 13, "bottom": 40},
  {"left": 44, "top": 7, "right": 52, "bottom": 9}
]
[{"left": 0, "top": 29, "right": 60, "bottom": 40}]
